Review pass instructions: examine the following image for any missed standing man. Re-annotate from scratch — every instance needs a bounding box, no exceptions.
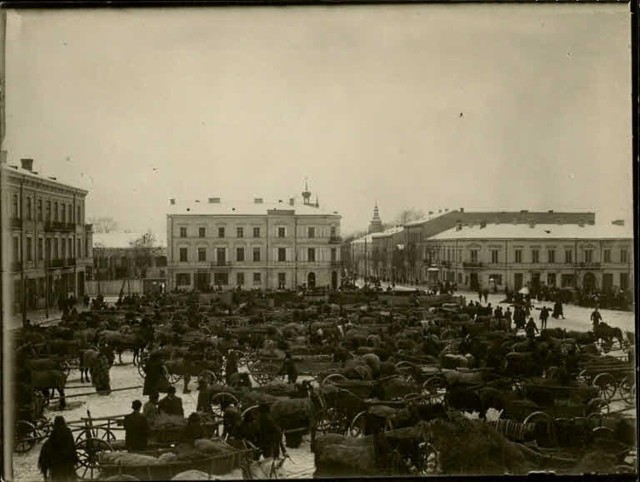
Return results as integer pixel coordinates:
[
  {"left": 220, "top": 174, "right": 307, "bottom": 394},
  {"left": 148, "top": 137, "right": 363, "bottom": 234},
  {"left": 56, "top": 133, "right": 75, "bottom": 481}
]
[
  {"left": 143, "top": 392, "right": 160, "bottom": 426},
  {"left": 158, "top": 386, "right": 184, "bottom": 417},
  {"left": 525, "top": 317, "right": 539, "bottom": 340},
  {"left": 590, "top": 307, "right": 603, "bottom": 331},
  {"left": 279, "top": 352, "right": 298, "bottom": 385},
  {"left": 539, "top": 306, "right": 550, "bottom": 330},
  {"left": 123, "top": 400, "right": 150, "bottom": 452}
]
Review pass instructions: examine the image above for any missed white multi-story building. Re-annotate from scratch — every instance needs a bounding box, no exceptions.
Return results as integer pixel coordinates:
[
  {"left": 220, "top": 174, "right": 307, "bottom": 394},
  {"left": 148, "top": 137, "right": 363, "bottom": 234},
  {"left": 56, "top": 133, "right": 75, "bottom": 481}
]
[
  {"left": 428, "top": 222, "right": 634, "bottom": 293},
  {"left": 166, "top": 187, "right": 342, "bottom": 291},
  {"left": 2, "top": 157, "right": 93, "bottom": 316}
]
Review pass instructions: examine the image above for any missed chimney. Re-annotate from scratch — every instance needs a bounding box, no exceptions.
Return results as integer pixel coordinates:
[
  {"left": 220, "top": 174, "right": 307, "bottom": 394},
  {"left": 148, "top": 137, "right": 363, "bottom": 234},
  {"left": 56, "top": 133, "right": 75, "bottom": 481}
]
[
  {"left": 612, "top": 219, "right": 624, "bottom": 226},
  {"left": 460, "top": 208, "right": 464, "bottom": 213},
  {"left": 170, "top": 198, "right": 176, "bottom": 205},
  {"left": 48, "top": 177, "right": 57, "bottom": 181},
  {"left": 548, "top": 210, "right": 554, "bottom": 213},
  {"left": 428, "top": 211, "right": 433, "bottom": 215},
  {"left": 254, "top": 198, "right": 263, "bottom": 204},
  {"left": 289, "top": 198, "right": 295, "bottom": 206},
  {"left": 208, "top": 197, "right": 221, "bottom": 204},
  {"left": 520, "top": 210, "right": 528, "bottom": 214},
  {"left": 20, "top": 158, "right": 34, "bottom": 171},
  {"left": 195, "top": 200, "right": 200, "bottom": 203}
]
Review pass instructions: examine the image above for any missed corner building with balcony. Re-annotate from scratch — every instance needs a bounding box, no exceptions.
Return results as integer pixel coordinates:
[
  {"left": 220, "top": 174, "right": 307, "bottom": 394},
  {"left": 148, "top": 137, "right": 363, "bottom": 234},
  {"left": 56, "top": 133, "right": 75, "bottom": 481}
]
[
  {"left": 166, "top": 191, "right": 342, "bottom": 291},
  {"left": 2, "top": 157, "right": 93, "bottom": 315}
]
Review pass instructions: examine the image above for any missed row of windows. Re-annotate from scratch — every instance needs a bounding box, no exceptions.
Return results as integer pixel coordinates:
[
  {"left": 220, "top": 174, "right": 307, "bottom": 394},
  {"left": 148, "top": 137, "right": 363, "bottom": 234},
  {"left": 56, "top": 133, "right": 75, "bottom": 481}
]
[
  {"left": 176, "top": 271, "right": 274, "bottom": 286},
  {"left": 178, "top": 246, "right": 338, "bottom": 263},
  {"left": 13, "top": 236, "right": 87, "bottom": 262},
  {"left": 179, "top": 225, "right": 337, "bottom": 239},
  {"left": 464, "top": 248, "right": 629, "bottom": 264},
  {"left": 10, "top": 194, "right": 83, "bottom": 224},
  {"left": 474, "top": 272, "right": 629, "bottom": 290}
]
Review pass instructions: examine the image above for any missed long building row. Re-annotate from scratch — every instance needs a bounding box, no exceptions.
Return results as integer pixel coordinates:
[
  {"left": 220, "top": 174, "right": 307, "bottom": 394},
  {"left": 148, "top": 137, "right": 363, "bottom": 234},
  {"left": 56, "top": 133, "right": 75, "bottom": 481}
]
[{"left": 347, "top": 207, "right": 633, "bottom": 294}]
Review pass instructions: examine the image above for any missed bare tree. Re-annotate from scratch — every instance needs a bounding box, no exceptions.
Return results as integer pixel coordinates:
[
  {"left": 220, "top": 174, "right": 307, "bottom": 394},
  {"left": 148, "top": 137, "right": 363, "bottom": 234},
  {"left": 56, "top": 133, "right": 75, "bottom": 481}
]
[
  {"left": 89, "top": 216, "right": 118, "bottom": 233},
  {"left": 392, "top": 208, "right": 427, "bottom": 226},
  {"left": 129, "top": 231, "right": 158, "bottom": 278}
]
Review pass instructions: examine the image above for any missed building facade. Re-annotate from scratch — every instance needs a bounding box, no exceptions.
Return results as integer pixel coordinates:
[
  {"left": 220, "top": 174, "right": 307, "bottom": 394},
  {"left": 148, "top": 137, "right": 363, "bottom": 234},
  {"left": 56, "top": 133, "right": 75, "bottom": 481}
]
[
  {"left": 166, "top": 192, "right": 341, "bottom": 291},
  {"left": 428, "top": 222, "right": 634, "bottom": 294},
  {"left": 2, "top": 157, "right": 93, "bottom": 316},
  {"left": 92, "top": 232, "right": 167, "bottom": 282}
]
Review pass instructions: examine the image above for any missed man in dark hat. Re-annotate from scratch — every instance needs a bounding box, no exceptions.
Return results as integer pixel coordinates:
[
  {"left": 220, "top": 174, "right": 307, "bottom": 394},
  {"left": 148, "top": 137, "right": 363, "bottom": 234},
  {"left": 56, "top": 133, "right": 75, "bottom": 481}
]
[
  {"left": 124, "top": 400, "right": 150, "bottom": 452},
  {"left": 158, "top": 386, "right": 184, "bottom": 417},
  {"left": 278, "top": 352, "right": 298, "bottom": 385},
  {"left": 143, "top": 351, "right": 169, "bottom": 396}
]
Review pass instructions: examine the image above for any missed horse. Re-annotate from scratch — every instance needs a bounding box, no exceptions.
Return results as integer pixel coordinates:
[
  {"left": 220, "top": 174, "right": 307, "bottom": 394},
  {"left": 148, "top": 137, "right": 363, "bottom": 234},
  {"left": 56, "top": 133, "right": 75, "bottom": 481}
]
[
  {"left": 98, "top": 329, "right": 147, "bottom": 365},
  {"left": 592, "top": 322, "right": 625, "bottom": 351},
  {"left": 79, "top": 347, "right": 115, "bottom": 383},
  {"left": 31, "top": 369, "right": 68, "bottom": 409}
]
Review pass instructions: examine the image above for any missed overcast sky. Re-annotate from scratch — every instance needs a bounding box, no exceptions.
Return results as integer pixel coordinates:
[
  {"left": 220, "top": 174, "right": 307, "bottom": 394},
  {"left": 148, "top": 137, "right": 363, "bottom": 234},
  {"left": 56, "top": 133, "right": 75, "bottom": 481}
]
[{"left": 4, "top": 4, "right": 632, "bottom": 238}]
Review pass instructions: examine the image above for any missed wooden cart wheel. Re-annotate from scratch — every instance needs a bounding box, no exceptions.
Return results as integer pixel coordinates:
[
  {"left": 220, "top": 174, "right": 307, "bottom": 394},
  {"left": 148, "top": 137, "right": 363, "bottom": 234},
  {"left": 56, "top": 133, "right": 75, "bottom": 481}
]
[
  {"left": 577, "top": 369, "right": 591, "bottom": 385},
  {"left": 14, "top": 420, "right": 37, "bottom": 454},
  {"left": 322, "top": 373, "right": 347, "bottom": 386},
  {"left": 137, "top": 353, "right": 149, "bottom": 378},
  {"left": 199, "top": 370, "right": 218, "bottom": 386},
  {"left": 74, "top": 427, "right": 116, "bottom": 445},
  {"left": 349, "top": 411, "right": 367, "bottom": 437},
  {"left": 422, "top": 376, "right": 446, "bottom": 403},
  {"left": 523, "top": 411, "right": 555, "bottom": 444},
  {"left": 164, "top": 366, "right": 182, "bottom": 385},
  {"left": 592, "top": 373, "right": 617, "bottom": 401},
  {"left": 241, "top": 405, "right": 260, "bottom": 419},
  {"left": 618, "top": 378, "right": 635, "bottom": 405},
  {"left": 412, "top": 441, "right": 441, "bottom": 475},
  {"left": 211, "top": 392, "right": 239, "bottom": 417},
  {"left": 35, "top": 389, "right": 50, "bottom": 408},
  {"left": 317, "top": 407, "right": 346, "bottom": 435},
  {"left": 75, "top": 437, "right": 112, "bottom": 480}
]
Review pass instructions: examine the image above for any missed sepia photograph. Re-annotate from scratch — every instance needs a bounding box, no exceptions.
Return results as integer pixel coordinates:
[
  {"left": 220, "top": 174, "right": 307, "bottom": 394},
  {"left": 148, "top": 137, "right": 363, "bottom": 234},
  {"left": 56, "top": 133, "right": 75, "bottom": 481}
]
[{"left": 0, "top": 2, "right": 636, "bottom": 480}]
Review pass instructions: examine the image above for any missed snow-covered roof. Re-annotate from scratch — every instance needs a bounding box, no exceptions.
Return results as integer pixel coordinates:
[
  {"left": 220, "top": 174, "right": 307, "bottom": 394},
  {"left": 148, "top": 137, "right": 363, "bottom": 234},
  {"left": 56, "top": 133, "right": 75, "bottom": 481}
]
[
  {"left": 93, "top": 232, "right": 166, "bottom": 249},
  {"left": 167, "top": 199, "right": 340, "bottom": 217},
  {"left": 352, "top": 225, "right": 404, "bottom": 244},
  {"left": 404, "top": 211, "right": 451, "bottom": 227},
  {"left": 2, "top": 162, "right": 88, "bottom": 193},
  {"left": 430, "top": 223, "right": 633, "bottom": 241}
]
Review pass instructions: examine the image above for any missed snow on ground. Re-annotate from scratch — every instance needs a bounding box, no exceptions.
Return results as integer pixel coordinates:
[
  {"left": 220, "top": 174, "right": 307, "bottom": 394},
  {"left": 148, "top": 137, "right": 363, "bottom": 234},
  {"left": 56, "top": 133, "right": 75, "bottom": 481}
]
[{"left": 11, "top": 289, "right": 636, "bottom": 481}]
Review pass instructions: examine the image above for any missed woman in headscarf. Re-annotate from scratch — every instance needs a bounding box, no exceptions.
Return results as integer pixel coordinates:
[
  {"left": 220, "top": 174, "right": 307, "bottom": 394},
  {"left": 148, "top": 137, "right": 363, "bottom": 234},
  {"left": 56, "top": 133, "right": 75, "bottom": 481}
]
[{"left": 38, "top": 416, "right": 78, "bottom": 481}]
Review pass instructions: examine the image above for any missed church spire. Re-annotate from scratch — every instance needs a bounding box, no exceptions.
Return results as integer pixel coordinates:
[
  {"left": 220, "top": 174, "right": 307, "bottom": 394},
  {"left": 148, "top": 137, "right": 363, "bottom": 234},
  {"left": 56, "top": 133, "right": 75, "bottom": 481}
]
[
  {"left": 368, "top": 202, "right": 383, "bottom": 234},
  {"left": 302, "top": 177, "right": 312, "bottom": 205}
]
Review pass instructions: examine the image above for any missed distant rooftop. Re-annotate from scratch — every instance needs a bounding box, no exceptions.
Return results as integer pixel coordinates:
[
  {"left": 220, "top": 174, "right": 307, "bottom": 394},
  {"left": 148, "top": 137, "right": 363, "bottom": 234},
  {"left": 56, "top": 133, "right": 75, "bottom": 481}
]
[
  {"left": 353, "top": 225, "right": 404, "bottom": 244},
  {"left": 93, "top": 232, "right": 167, "bottom": 249},
  {"left": 167, "top": 198, "right": 340, "bottom": 217},
  {"left": 2, "top": 157, "right": 88, "bottom": 193},
  {"left": 431, "top": 223, "right": 633, "bottom": 241}
]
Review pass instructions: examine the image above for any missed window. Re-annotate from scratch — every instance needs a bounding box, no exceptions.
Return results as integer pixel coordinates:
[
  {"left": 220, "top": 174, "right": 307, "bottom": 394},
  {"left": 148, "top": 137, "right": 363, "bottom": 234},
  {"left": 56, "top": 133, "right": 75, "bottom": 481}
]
[
  {"left": 542, "top": 249, "right": 553, "bottom": 263},
  {"left": 218, "top": 227, "right": 225, "bottom": 238},
  {"left": 77, "top": 205, "right": 81, "bottom": 224},
  {"left": 514, "top": 249, "right": 522, "bottom": 263},
  {"left": 253, "top": 227, "right": 260, "bottom": 238},
  {"left": 253, "top": 247, "right": 261, "bottom": 262},
  {"left": 53, "top": 239, "right": 59, "bottom": 259},
  {"left": 603, "top": 249, "right": 611, "bottom": 263},
  {"left": 26, "top": 197, "right": 32, "bottom": 220},
  {"left": 308, "top": 248, "right": 316, "bottom": 262},
  {"left": 46, "top": 201, "right": 51, "bottom": 221},
  {"left": 179, "top": 247, "right": 188, "bottom": 262},
  {"left": 198, "top": 247, "right": 206, "bottom": 262},
  {"left": 236, "top": 247, "right": 245, "bottom": 262},
  {"left": 620, "top": 273, "right": 629, "bottom": 290},
  {"left": 46, "top": 239, "right": 51, "bottom": 261},
  {"left": 547, "top": 273, "right": 557, "bottom": 287},
  {"left": 602, "top": 273, "right": 613, "bottom": 291},
  {"left": 180, "top": 227, "right": 187, "bottom": 238},
  {"left": 278, "top": 248, "right": 287, "bottom": 262},
  {"left": 470, "top": 250, "right": 478, "bottom": 263},
  {"left": 584, "top": 249, "right": 593, "bottom": 263},
  {"left": 330, "top": 226, "right": 337, "bottom": 237},
  {"left": 23, "top": 237, "right": 30, "bottom": 261},
  {"left": 561, "top": 274, "right": 575, "bottom": 288},
  {"left": 620, "top": 249, "right": 628, "bottom": 263},
  {"left": 278, "top": 227, "right": 286, "bottom": 238},
  {"left": 216, "top": 248, "right": 226, "bottom": 265},
  {"left": 237, "top": 227, "right": 244, "bottom": 238},
  {"left": 278, "top": 273, "right": 286, "bottom": 289},
  {"left": 531, "top": 249, "right": 539, "bottom": 263},
  {"left": 77, "top": 239, "right": 81, "bottom": 259},
  {"left": 176, "top": 273, "right": 191, "bottom": 286},
  {"left": 565, "top": 249, "right": 573, "bottom": 264},
  {"left": 61, "top": 204, "right": 66, "bottom": 223},
  {"left": 61, "top": 239, "right": 66, "bottom": 259},
  {"left": 308, "top": 227, "right": 315, "bottom": 238},
  {"left": 68, "top": 205, "right": 72, "bottom": 223},
  {"left": 37, "top": 199, "right": 43, "bottom": 221},
  {"left": 13, "top": 237, "right": 19, "bottom": 261},
  {"left": 489, "top": 274, "right": 502, "bottom": 285},
  {"left": 491, "top": 249, "right": 499, "bottom": 263},
  {"left": 12, "top": 194, "right": 19, "bottom": 218},
  {"left": 253, "top": 272, "right": 261, "bottom": 285},
  {"left": 331, "top": 248, "right": 337, "bottom": 262},
  {"left": 199, "top": 227, "right": 206, "bottom": 238},
  {"left": 236, "top": 273, "right": 245, "bottom": 286},
  {"left": 38, "top": 238, "right": 44, "bottom": 260}
]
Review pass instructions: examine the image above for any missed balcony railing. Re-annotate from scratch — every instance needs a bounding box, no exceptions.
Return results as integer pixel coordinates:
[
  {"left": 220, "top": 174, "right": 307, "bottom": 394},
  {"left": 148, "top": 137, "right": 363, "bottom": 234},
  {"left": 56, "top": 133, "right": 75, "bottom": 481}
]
[
  {"left": 440, "top": 261, "right": 451, "bottom": 268},
  {"left": 11, "top": 261, "right": 22, "bottom": 272},
  {"left": 329, "top": 236, "right": 342, "bottom": 244},
  {"left": 44, "top": 221, "right": 75, "bottom": 232},
  {"left": 578, "top": 262, "right": 601, "bottom": 268},
  {"left": 48, "top": 258, "right": 75, "bottom": 269},
  {"left": 463, "top": 261, "right": 484, "bottom": 268}
]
